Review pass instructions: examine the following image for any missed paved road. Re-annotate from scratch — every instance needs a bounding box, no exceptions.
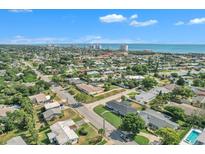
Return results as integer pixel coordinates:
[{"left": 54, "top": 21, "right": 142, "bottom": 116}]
[
  {"left": 24, "top": 61, "right": 136, "bottom": 145},
  {"left": 85, "top": 88, "right": 136, "bottom": 110}
]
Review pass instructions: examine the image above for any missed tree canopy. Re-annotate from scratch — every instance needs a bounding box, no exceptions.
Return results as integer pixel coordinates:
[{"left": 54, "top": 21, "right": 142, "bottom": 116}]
[
  {"left": 156, "top": 128, "right": 180, "bottom": 145},
  {"left": 120, "top": 113, "right": 145, "bottom": 134}
]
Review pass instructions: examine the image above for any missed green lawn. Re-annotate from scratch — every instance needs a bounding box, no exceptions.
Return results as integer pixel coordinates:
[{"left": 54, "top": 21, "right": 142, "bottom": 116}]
[
  {"left": 38, "top": 126, "right": 51, "bottom": 145},
  {"left": 134, "top": 135, "right": 149, "bottom": 145},
  {"left": 0, "top": 77, "right": 4, "bottom": 84},
  {"left": 76, "top": 123, "right": 100, "bottom": 145},
  {"left": 94, "top": 105, "right": 122, "bottom": 128},
  {"left": 23, "top": 73, "right": 37, "bottom": 82},
  {"left": 127, "top": 92, "right": 138, "bottom": 99},
  {"left": 48, "top": 108, "right": 83, "bottom": 125},
  {"left": 0, "top": 130, "right": 28, "bottom": 144},
  {"left": 178, "top": 127, "right": 191, "bottom": 140}
]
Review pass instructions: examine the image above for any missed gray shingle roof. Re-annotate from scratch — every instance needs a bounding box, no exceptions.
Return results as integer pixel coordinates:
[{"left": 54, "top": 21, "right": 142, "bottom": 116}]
[
  {"left": 106, "top": 100, "right": 137, "bottom": 116},
  {"left": 139, "top": 109, "right": 179, "bottom": 129},
  {"left": 43, "top": 108, "right": 61, "bottom": 121}
]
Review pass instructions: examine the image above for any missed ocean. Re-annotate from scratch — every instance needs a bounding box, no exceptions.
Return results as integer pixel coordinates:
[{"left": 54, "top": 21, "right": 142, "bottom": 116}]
[{"left": 69, "top": 44, "right": 205, "bottom": 54}]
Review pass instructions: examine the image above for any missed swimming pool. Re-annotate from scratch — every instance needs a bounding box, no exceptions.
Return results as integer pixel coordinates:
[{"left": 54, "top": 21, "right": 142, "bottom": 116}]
[{"left": 185, "top": 130, "right": 201, "bottom": 144}]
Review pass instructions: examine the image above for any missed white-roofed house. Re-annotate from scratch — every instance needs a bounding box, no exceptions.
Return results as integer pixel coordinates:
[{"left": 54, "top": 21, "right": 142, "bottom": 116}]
[{"left": 47, "top": 119, "right": 79, "bottom": 145}]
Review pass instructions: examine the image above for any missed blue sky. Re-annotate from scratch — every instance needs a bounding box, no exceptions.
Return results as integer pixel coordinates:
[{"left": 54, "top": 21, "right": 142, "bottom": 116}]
[{"left": 0, "top": 9, "right": 205, "bottom": 44}]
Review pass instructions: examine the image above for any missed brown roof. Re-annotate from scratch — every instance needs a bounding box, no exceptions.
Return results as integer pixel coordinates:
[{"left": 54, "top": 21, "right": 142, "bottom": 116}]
[
  {"left": 30, "top": 93, "right": 48, "bottom": 103},
  {"left": 76, "top": 84, "right": 104, "bottom": 94}
]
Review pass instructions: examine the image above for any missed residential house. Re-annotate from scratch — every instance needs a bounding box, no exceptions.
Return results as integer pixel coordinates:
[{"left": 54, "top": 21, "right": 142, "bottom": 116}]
[
  {"left": 192, "top": 87, "right": 205, "bottom": 96},
  {"left": 67, "top": 78, "right": 85, "bottom": 85},
  {"left": 43, "top": 102, "right": 61, "bottom": 121},
  {"left": 135, "top": 85, "right": 175, "bottom": 105},
  {"left": 192, "top": 96, "right": 205, "bottom": 109},
  {"left": 6, "top": 136, "right": 27, "bottom": 145},
  {"left": 106, "top": 100, "right": 137, "bottom": 116},
  {"left": 87, "top": 70, "right": 99, "bottom": 75},
  {"left": 76, "top": 83, "right": 104, "bottom": 95},
  {"left": 0, "top": 105, "right": 20, "bottom": 117},
  {"left": 139, "top": 109, "right": 179, "bottom": 130},
  {"left": 43, "top": 108, "right": 62, "bottom": 121},
  {"left": 44, "top": 102, "right": 61, "bottom": 110},
  {"left": 29, "top": 93, "right": 50, "bottom": 104},
  {"left": 47, "top": 119, "right": 79, "bottom": 145},
  {"left": 125, "top": 75, "right": 144, "bottom": 80}
]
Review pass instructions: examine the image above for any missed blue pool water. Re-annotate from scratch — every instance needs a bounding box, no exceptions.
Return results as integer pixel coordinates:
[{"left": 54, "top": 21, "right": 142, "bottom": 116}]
[{"left": 185, "top": 130, "right": 200, "bottom": 144}]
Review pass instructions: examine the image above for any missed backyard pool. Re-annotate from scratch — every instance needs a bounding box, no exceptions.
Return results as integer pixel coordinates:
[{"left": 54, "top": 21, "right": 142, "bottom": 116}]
[{"left": 185, "top": 130, "right": 201, "bottom": 144}]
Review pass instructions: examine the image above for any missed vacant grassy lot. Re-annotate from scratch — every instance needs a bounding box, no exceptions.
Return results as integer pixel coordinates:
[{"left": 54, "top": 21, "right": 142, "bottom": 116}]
[
  {"left": 131, "top": 103, "right": 143, "bottom": 110},
  {"left": 94, "top": 105, "right": 122, "bottom": 128},
  {"left": 134, "top": 135, "right": 149, "bottom": 145},
  {"left": 76, "top": 123, "right": 100, "bottom": 145}
]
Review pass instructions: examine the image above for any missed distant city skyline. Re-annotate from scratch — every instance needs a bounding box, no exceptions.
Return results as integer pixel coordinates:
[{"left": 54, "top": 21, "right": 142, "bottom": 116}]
[{"left": 1, "top": 9, "right": 205, "bottom": 44}]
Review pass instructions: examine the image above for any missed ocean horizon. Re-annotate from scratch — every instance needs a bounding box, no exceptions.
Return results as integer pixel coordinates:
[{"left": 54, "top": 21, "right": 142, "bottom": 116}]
[
  {"left": 2, "top": 43, "right": 205, "bottom": 54},
  {"left": 69, "top": 43, "right": 205, "bottom": 54}
]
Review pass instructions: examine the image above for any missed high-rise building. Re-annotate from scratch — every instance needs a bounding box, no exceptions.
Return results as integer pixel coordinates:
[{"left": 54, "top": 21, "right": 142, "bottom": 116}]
[
  {"left": 120, "top": 44, "right": 128, "bottom": 52},
  {"left": 90, "top": 44, "right": 101, "bottom": 50}
]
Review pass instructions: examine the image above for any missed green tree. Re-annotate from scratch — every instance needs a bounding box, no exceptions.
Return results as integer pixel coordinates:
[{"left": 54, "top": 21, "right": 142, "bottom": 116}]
[
  {"left": 172, "top": 86, "right": 194, "bottom": 99},
  {"left": 132, "top": 65, "right": 148, "bottom": 75},
  {"left": 120, "top": 113, "right": 145, "bottom": 134},
  {"left": 104, "top": 83, "right": 111, "bottom": 91},
  {"left": 176, "top": 77, "right": 186, "bottom": 86},
  {"left": 171, "top": 73, "right": 178, "bottom": 78},
  {"left": 142, "top": 76, "right": 157, "bottom": 89},
  {"left": 156, "top": 128, "right": 180, "bottom": 145},
  {"left": 193, "top": 79, "right": 205, "bottom": 87},
  {"left": 164, "top": 106, "right": 185, "bottom": 121},
  {"left": 185, "top": 114, "right": 205, "bottom": 128}
]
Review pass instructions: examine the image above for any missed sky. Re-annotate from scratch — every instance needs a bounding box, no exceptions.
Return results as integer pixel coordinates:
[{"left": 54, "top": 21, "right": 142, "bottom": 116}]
[{"left": 0, "top": 9, "right": 205, "bottom": 44}]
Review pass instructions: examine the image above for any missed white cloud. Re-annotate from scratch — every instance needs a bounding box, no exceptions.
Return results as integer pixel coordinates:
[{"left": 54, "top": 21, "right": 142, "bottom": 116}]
[
  {"left": 189, "top": 17, "right": 205, "bottom": 25},
  {"left": 130, "top": 19, "right": 158, "bottom": 27},
  {"left": 99, "top": 14, "right": 126, "bottom": 23},
  {"left": 76, "top": 35, "right": 102, "bottom": 43},
  {"left": 130, "top": 14, "right": 138, "bottom": 19},
  {"left": 174, "top": 21, "right": 185, "bottom": 26},
  {"left": 74, "top": 35, "right": 144, "bottom": 44},
  {"left": 8, "top": 9, "right": 33, "bottom": 13}
]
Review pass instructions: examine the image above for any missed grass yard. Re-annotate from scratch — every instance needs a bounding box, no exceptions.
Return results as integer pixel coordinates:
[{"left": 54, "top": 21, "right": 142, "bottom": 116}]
[
  {"left": 0, "top": 77, "right": 4, "bottom": 84},
  {"left": 94, "top": 105, "right": 122, "bottom": 128},
  {"left": 37, "top": 126, "right": 51, "bottom": 145},
  {"left": 48, "top": 108, "right": 83, "bottom": 125},
  {"left": 0, "top": 130, "right": 28, "bottom": 144},
  {"left": 127, "top": 91, "right": 138, "bottom": 99},
  {"left": 68, "top": 85, "right": 125, "bottom": 104},
  {"left": 134, "top": 135, "right": 149, "bottom": 145},
  {"left": 23, "top": 73, "right": 37, "bottom": 82},
  {"left": 96, "top": 139, "right": 107, "bottom": 145},
  {"left": 77, "top": 123, "right": 100, "bottom": 145},
  {"left": 177, "top": 127, "right": 191, "bottom": 140},
  {"left": 131, "top": 103, "right": 143, "bottom": 110}
]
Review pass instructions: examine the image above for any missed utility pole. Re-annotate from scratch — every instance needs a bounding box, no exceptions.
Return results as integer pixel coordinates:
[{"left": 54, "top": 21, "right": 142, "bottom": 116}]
[{"left": 103, "top": 118, "right": 105, "bottom": 136}]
